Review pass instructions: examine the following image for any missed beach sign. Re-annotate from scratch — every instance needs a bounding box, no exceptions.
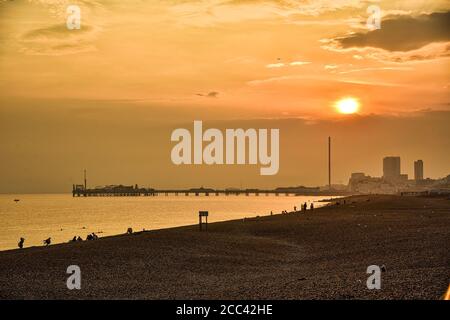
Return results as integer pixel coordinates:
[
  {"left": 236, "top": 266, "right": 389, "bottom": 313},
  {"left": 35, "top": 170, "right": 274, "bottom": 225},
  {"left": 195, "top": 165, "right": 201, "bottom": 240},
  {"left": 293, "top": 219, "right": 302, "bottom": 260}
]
[{"left": 199, "top": 211, "right": 209, "bottom": 231}]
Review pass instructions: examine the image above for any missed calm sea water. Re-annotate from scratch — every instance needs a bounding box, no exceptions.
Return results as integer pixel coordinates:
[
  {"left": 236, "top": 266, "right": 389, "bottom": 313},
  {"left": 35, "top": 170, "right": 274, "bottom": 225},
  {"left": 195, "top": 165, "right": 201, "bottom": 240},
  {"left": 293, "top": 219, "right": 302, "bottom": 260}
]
[{"left": 0, "top": 194, "right": 334, "bottom": 251}]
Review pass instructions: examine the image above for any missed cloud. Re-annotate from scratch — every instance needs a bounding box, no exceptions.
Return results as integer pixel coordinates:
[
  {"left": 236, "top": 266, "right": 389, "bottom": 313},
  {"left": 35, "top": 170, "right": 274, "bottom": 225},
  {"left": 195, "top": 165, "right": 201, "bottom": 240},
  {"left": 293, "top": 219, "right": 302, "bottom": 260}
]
[
  {"left": 246, "top": 74, "right": 408, "bottom": 88},
  {"left": 363, "top": 42, "right": 450, "bottom": 63},
  {"left": 337, "top": 66, "right": 414, "bottom": 74},
  {"left": 11, "top": 0, "right": 106, "bottom": 55},
  {"left": 196, "top": 91, "right": 219, "bottom": 98},
  {"left": 337, "top": 11, "right": 450, "bottom": 51},
  {"left": 290, "top": 61, "right": 311, "bottom": 66},
  {"left": 266, "top": 61, "right": 310, "bottom": 68},
  {"left": 324, "top": 64, "right": 338, "bottom": 69},
  {"left": 168, "top": 0, "right": 367, "bottom": 27},
  {"left": 22, "top": 24, "right": 93, "bottom": 41},
  {"left": 266, "top": 63, "right": 285, "bottom": 68},
  {"left": 322, "top": 11, "right": 450, "bottom": 62},
  {"left": 20, "top": 23, "right": 100, "bottom": 55}
]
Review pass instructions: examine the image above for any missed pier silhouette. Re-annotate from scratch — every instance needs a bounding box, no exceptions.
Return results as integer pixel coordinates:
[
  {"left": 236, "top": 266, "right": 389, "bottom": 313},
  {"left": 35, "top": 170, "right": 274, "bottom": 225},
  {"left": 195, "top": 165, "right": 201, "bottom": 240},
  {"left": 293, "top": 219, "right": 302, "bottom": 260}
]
[
  {"left": 72, "top": 184, "right": 348, "bottom": 197},
  {"left": 72, "top": 169, "right": 349, "bottom": 197}
]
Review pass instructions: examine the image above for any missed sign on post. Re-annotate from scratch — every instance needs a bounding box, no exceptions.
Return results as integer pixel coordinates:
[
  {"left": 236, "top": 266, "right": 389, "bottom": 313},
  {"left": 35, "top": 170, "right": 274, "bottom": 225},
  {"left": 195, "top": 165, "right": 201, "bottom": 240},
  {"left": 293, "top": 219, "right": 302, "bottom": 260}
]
[{"left": 199, "top": 211, "right": 208, "bottom": 231}]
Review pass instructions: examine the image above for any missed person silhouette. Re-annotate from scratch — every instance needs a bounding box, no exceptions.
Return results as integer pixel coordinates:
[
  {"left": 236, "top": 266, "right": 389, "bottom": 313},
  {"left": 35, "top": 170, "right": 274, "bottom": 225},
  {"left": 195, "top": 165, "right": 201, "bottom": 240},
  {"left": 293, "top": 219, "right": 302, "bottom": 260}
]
[
  {"left": 43, "top": 237, "right": 51, "bottom": 246},
  {"left": 18, "top": 237, "right": 25, "bottom": 249},
  {"left": 310, "top": 203, "right": 314, "bottom": 210}
]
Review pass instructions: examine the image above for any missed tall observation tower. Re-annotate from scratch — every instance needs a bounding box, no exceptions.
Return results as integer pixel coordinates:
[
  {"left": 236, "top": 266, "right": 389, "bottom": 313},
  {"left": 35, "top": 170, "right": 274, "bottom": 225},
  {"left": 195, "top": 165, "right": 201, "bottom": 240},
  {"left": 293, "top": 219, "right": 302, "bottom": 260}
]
[{"left": 328, "top": 137, "right": 331, "bottom": 190}]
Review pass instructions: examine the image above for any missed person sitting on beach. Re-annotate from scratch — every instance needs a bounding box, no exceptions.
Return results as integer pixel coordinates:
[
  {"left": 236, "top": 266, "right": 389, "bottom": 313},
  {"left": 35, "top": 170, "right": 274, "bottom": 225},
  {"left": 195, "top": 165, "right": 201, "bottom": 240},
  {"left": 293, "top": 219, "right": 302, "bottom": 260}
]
[
  {"left": 92, "top": 233, "right": 98, "bottom": 240},
  {"left": 127, "top": 227, "right": 133, "bottom": 234},
  {"left": 77, "top": 236, "right": 83, "bottom": 241},
  {"left": 18, "top": 237, "right": 25, "bottom": 249},
  {"left": 43, "top": 237, "right": 51, "bottom": 246},
  {"left": 294, "top": 206, "right": 297, "bottom": 212},
  {"left": 71, "top": 236, "right": 77, "bottom": 242},
  {"left": 86, "top": 234, "right": 93, "bottom": 241}
]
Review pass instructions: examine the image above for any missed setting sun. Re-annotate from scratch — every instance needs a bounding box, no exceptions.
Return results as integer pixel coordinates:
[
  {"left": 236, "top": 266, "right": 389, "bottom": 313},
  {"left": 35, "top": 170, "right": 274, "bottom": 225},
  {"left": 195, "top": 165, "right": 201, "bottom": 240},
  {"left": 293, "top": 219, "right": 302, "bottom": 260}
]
[{"left": 335, "top": 98, "right": 360, "bottom": 114}]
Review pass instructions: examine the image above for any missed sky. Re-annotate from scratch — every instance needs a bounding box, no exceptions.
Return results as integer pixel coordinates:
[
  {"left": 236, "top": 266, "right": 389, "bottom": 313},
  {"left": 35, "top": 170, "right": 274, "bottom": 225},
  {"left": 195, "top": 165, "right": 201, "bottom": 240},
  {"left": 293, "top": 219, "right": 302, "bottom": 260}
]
[{"left": 0, "top": 0, "right": 449, "bottom": 193}]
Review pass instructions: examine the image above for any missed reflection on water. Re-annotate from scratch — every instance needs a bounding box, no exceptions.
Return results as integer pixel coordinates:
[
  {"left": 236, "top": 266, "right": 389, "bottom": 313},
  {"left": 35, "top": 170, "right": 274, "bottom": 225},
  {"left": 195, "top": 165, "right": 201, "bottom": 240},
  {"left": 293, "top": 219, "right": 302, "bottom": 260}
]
[{"left": 0, "top": 194, "right": 334, "bottom": 251}]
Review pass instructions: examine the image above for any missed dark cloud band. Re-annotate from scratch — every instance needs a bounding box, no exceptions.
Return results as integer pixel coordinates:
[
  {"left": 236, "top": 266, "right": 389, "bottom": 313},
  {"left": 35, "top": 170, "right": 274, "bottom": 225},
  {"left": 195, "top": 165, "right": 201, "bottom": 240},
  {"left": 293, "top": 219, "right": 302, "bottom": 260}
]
[{"left": 337, "top": 11, "right": 450, "bottom": 52}]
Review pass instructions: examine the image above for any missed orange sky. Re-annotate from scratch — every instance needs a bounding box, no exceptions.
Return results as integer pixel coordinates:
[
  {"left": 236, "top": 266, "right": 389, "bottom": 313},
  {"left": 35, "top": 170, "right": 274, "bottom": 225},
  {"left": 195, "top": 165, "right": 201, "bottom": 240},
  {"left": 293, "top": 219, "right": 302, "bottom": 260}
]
[{"left": 0, "top": 1, "right": 449, "bottom": 192}]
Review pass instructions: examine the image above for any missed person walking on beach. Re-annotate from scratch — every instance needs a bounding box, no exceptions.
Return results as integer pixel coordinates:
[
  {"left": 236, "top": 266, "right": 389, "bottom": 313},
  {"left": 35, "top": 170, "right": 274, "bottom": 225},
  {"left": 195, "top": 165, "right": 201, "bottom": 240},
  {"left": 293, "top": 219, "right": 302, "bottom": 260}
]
[
  {"left": 18, "top": 237, "right": 25, "bottom": 249},
  {"left": 310, "top": 203, "right": 314, "bottom": 210}
]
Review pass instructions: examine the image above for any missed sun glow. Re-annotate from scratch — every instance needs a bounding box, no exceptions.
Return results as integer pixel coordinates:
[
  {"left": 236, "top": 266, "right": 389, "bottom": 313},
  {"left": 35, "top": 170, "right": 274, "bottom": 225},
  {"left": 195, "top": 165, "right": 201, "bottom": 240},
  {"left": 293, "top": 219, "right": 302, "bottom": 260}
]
[{"left": 335, "top": 98, "right": 360, "bottom": 114}]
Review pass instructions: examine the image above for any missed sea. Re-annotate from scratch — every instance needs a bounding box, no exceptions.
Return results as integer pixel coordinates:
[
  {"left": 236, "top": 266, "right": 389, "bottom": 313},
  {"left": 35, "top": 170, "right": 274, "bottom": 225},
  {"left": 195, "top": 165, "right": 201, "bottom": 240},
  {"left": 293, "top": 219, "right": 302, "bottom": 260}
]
[{"left": 0, "top": 194, "right": 335, "bottom": 251}]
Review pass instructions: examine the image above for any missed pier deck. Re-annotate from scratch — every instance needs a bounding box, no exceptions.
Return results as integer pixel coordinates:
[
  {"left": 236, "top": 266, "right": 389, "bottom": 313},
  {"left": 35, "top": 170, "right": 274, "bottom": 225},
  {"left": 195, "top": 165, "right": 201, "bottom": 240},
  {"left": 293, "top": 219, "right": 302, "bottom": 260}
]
[{"left": 72, "top": 185, "right": 349, "bottom": 197}]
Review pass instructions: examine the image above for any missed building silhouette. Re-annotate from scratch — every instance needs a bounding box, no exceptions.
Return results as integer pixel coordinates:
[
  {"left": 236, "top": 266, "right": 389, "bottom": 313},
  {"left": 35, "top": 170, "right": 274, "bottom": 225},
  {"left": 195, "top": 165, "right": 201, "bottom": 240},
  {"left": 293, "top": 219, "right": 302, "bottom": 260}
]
[
  {"left": 348, "top": 157, "right": 448, "bottom": 194},
  {"left": 383, "top": 156, "right": 401, "bottom": 180},
  {"left": 414, "top": 160, "right": 424, "bottom": 181}
]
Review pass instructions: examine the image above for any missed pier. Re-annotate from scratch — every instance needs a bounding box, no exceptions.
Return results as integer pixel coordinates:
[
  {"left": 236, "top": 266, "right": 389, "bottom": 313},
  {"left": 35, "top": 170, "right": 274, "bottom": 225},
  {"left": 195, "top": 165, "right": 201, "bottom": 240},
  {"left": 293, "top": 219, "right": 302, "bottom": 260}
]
[
  {"left": 72, "top": 169, "right": 350, "bottom": 197},
  {"left": 72, "top": 184, "right": 349, "bottom": 197}
]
